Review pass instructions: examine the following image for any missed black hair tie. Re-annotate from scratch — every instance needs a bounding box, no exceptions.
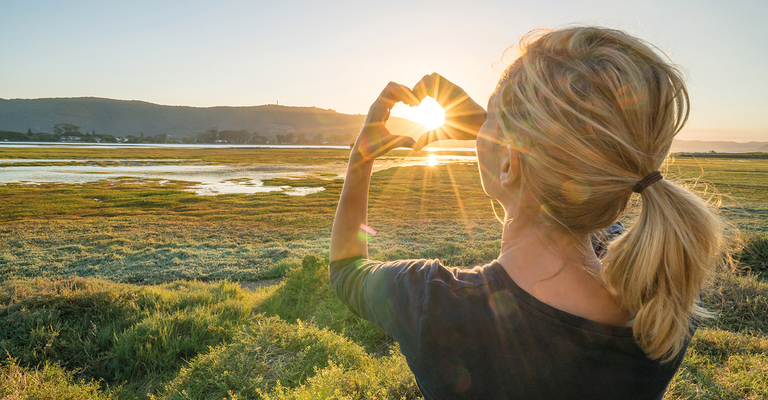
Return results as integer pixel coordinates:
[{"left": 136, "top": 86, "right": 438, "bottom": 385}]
[{"left": 633, "top": 171, "right": 663, "bottom": 193}]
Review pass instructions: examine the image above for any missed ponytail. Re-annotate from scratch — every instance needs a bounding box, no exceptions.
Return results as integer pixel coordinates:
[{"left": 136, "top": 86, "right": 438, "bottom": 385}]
[
  {"left": 491, "top": 27, "right": 726, "bottom": 361},
  {"left": 602, "top": 180, "right": 722, "bottom": 361}
]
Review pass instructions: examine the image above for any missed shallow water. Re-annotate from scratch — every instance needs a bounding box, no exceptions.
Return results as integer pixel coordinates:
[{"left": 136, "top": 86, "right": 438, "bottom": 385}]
[
  {"left": 0, "top": 142, "right": 477, "bottom": 152},
  {"left": 0, "top": 154, "right": 477, "bottom": 195},
  {"left": 0, "top": 163, "right": 324, "bottom": 195}
]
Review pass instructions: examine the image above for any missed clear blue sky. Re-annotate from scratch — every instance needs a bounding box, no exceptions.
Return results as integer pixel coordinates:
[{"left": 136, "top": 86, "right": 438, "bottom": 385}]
[{"left": 1, "top": 0, "right": 766, "bottom": 141}]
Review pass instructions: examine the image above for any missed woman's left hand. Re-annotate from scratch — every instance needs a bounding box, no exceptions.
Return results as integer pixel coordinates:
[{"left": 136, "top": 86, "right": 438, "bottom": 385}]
[{"left": 350, "top": 82, "right": 419, "bottom": 162}]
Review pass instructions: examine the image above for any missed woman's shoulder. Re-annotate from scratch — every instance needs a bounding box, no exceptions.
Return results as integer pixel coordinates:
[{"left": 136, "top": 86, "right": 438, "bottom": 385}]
[{"left": 419, "top": 259, "right": 507, "bottom": 292}]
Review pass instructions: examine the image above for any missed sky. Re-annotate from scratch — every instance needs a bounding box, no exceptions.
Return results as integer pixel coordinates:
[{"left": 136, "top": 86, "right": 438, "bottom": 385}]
[{"left": 1, "top": 0, "right": 766, "bottom": 141}]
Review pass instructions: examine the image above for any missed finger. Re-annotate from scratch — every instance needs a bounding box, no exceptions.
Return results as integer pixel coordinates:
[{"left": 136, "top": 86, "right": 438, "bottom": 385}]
[
  {"left": 413, "top": 129, "right": 450, "bottom": 151},
  {"left": 370, "top": 82, "right": 419, "bottom": 122},
  {"left": 413, "top": 131, "right": 431, "bottom": 151},
  {"left": 411, "top": 73, "right": 441, "bottom": 102},
  {"left": 378, "top": 134, "right": 417, "bottom": 156},
  {"left": 382, "top": 82, "right": 420, "bottom": 107},
  {"left": 364, "top": 134, "right": 416, "bottom": 159},
  {"left": 356, "top": 129, "right": 416, "bottom": 160},
  {"left": 378, "top": 82, "right": 419, "bottom": 109},
  {"left": 411, "top": 74, "right": 430, "bottom": 102},
  {"left": 411, "top": 73, "right": 467, "bottom": 107}
]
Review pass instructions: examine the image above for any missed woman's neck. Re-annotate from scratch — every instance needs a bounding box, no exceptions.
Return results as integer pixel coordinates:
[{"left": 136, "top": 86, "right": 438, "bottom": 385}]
[
  {"left": 496, "top": 212, "right": 630, "bottom": 327},
  {"left": 497, "top": 213, "right": 599, "bottom": 282}
]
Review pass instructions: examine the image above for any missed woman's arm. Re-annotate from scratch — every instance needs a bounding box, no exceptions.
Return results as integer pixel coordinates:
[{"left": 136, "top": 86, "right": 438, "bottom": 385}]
[
  {"left": 328, "top": 76, "right": 488, "bottom": 352},
  {"left": 330, "top": 74, "right": 487, "bottom": 262},
  {"left": 330, "top": 82, "right": 418, "bottom": 262},
  {"left": 329, "top": 156, "right": 374, "bottom": 262}
]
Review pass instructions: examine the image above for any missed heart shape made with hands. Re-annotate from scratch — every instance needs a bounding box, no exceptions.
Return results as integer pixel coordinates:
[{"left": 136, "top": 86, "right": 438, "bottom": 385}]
[
  {"left": 390, "top": 73, "right": 486, "bottom": 151},
  {"left": 364, "top": 74, "right": 485, "bottom": 156},
  {"left": 383, "top": 97, "right": 446, "bottom": 149},
  {"left": 390, "top": 97, "right": 446, "bottom": 131},
  {"left": 386, "top": 96, "right": 449, "bottom": 151}
]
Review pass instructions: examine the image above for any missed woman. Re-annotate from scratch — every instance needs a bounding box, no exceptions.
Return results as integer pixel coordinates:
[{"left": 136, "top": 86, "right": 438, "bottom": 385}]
[{"left": 329, "top": 27, "right": 722, "bottom": 399}]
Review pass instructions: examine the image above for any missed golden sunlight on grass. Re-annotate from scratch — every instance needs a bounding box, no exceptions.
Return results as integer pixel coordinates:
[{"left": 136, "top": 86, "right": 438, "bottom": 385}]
[{"left": 1, "top": 148, "right": 767, "bottom": 399}]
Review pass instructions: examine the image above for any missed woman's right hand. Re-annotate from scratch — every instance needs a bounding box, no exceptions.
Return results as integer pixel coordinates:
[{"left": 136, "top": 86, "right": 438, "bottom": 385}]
[
  {"left": 350, "top": 82, "right": 419, "bottom": 163},
  {"left": 411, "top": 73, "right": 487, "bottom": 151}
]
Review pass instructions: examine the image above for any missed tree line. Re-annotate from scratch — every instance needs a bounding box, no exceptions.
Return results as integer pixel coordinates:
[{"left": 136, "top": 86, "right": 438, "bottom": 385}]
[
  {"left": 1, "top": 123, "right": 118, "bottom": 143},
  {"left": 191, "top": 128, "right": 354, "bottom": 145},
  {"left": 0, "top": 124, "right": 356, "bottom": 145}
]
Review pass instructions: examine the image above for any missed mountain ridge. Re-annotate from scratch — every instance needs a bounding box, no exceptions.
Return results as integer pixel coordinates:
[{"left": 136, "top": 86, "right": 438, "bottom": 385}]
[
  {"left": 0, "top": 97, "right": 421, "bottom": 141},
  {"left": 1, "top": 97, "right": 764, "bottom": 152}
]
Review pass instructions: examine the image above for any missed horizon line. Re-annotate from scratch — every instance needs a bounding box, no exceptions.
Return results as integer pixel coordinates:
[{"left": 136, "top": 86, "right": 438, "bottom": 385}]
[{"left": 1, "top": 96, "right": 765, "bottom": 143}]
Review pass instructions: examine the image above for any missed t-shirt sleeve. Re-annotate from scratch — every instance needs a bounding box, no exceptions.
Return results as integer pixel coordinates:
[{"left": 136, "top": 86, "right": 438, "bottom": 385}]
[{"left": 328, "top": 256, "right": 436, "bottom": 354}]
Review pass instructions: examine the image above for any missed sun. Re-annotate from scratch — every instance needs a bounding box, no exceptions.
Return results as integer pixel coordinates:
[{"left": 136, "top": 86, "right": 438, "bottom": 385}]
[
  {"left": 394, "top": 97, "right": 446, "bottom": 130},
  {"left": 427, "top": 154, "right": 438, "bottom": 166}
]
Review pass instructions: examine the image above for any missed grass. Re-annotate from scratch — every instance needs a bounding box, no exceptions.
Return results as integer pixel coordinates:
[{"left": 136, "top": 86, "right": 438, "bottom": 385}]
[
  {"left": 0, "top": 256, "right": 419, "bottom": 399},
  {"left": 0, "top": 147, "right": 428, "bottom": 166},
  {"left": 662, "top": 154, "right": 768, "bottom": 232},
  {"left": 152, "top": 316, "right": 417, "bottom": 400},
  {"left": 0, "top": 277, "right": 261, "bottom": 395},
  {"left": 2, "top": 249, "right": 766, "bottom": 399},
  {"left": 257, "top": 255, "right": 391, "bottom": 354},
  {"left": 1, "top": 148, "right": 767, "bottom": 398},
  {"left": 0, "top": 147, "right": 351, "bottom": 165},
  {"left": 1, "top": 358, "right": 113, "bottom": 399},
  {"left": 0, "top": 163, "right": 499, "bottom": 284},
  {"left": 0, "top": 160, "right": 209, "bottom": 168},
  {"left": 666, "top": 328, "right": 768, "bottom": 399},
  {"left": 150, "top": 315, "right": 371, "bottom": 399},
  {"left": 734, "top": 232, "right": 768, "bottom": 279}
]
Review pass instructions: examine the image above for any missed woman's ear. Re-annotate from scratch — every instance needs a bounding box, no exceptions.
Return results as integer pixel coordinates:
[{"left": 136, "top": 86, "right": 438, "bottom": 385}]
[{"left": 499, "top": 145, "right": 520, "bottom": 188}]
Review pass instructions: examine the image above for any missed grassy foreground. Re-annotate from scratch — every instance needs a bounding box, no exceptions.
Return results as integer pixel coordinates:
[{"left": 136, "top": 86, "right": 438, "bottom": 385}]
[
  {"left": 1, "top": 148, "right": 767, "bottom": 399},
  {"left": 0, "top": 256, "right": 419, "bottom": 399}
]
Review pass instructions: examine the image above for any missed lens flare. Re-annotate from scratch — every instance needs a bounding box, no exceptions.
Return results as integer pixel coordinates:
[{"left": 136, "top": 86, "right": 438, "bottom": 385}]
[
  {"left": 359, "top": 223, "right": 377, "bottom": 236},
  {"left": 561, "top": 180, "right": 591, "bottom": 204}
]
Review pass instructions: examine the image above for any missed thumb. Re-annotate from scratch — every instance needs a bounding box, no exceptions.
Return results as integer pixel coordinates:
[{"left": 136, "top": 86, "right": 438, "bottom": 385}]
[
  {"left": 413, "top": 130, "right": 440, "bottom": 152},
  {"left": 379, "top": 134, "right": 416, "bottom": 156}
]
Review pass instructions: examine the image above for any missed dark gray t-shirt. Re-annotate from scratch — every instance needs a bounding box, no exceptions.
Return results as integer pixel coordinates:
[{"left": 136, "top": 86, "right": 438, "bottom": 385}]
[{"left": 329, "top": 257, "right": 690, "bottom": 400}]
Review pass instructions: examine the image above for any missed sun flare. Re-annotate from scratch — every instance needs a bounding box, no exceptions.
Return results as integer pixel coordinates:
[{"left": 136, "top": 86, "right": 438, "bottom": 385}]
[
  {"left": 397, "top": 97, "right": 445, "bottom": 130},
  {"left": 427, "top": 154, "right": 438, "bottom": 166}
]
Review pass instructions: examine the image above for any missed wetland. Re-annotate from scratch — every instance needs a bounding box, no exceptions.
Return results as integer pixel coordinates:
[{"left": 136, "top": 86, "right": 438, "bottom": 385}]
[{"left": 1, "top": 145, "right": 767, "bottom": 399}]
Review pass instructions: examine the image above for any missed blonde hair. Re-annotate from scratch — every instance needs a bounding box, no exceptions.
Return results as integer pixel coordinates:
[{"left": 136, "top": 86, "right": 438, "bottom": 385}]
[{"left": 492, "top": 27, "right": 722, "bottom": 361}]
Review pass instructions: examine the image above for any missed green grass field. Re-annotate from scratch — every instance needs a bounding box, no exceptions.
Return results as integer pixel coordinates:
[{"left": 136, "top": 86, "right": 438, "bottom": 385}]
[{"left": 1, "top": 148, "right": 767, "bottom": 399}]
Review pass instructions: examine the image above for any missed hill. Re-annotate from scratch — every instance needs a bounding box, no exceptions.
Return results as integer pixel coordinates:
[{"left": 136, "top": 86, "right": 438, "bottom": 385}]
[
  {"left": 0, "top": 97, "right": 422, "bottom": 141},
  {"left": 2, "top": 97, "right": 763, "bottom": 150}
]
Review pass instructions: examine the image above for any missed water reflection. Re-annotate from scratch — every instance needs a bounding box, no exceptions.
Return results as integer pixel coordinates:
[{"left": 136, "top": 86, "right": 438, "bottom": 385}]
[
  {"left": 0, "top": 163, "right": 322, "bottom": 196},
  {"left": 0, "top": 142, "right": 476, "bottom": 152},
  {"left": 0, "top": 154, "right": 477, "bottom": 195}
]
